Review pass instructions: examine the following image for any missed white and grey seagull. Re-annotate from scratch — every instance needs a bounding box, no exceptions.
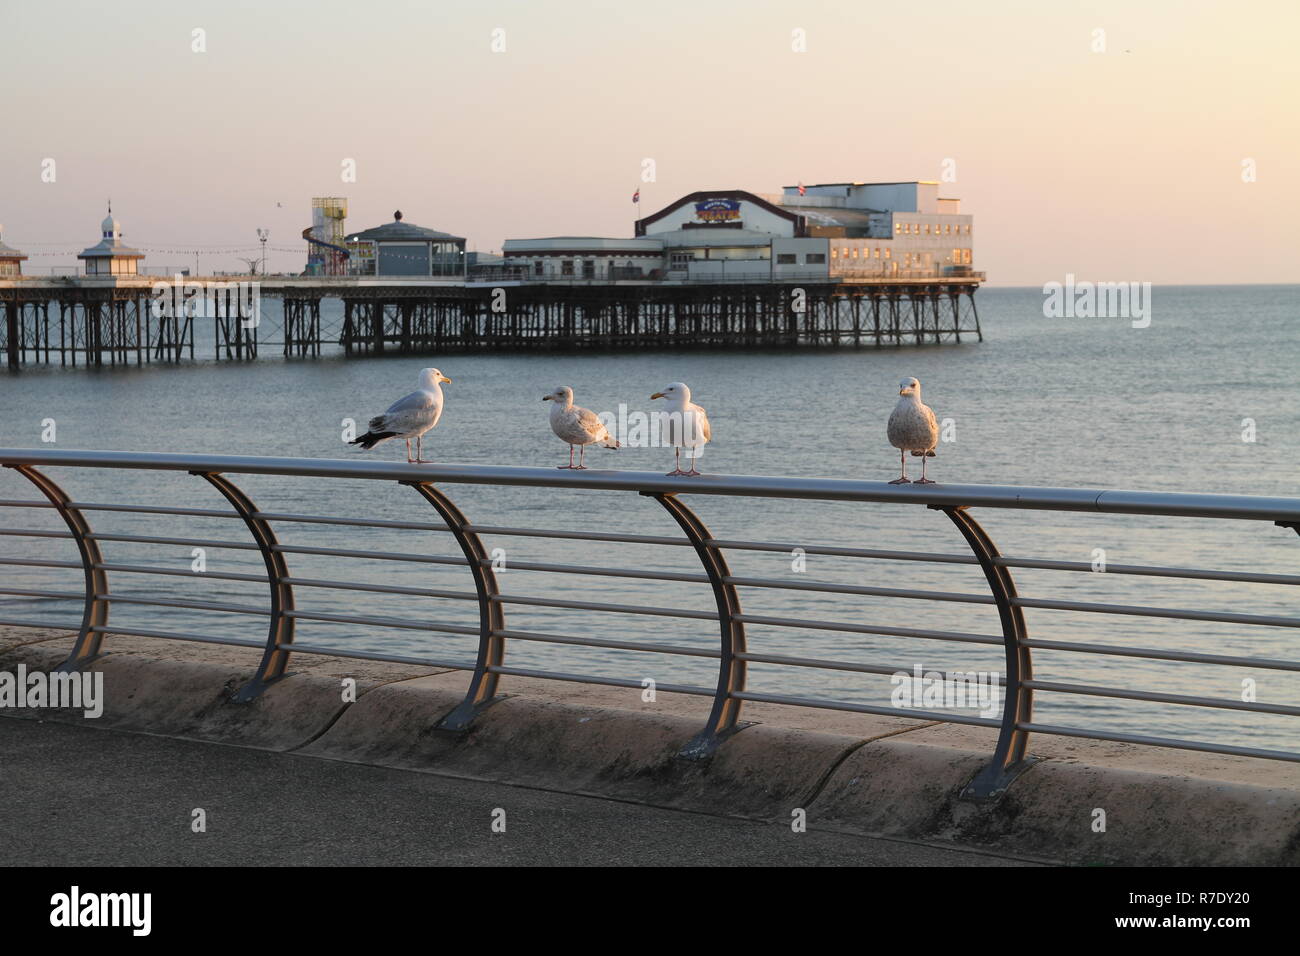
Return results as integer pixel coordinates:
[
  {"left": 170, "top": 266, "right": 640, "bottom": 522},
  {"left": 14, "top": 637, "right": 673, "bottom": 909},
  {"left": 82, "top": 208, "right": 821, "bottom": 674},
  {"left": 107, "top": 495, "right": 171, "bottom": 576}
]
[
  {"left": 543, "top": 386, "right": 619, "bottom": 469},
  {"left": 651, "top": 382, "right": 711, "bottom": 476},
  {"left": 887, "top": 376, "right": 939, "bottom": 484},
  {"left": 349, "top": 367, "right": 451, "bottom": 463}
]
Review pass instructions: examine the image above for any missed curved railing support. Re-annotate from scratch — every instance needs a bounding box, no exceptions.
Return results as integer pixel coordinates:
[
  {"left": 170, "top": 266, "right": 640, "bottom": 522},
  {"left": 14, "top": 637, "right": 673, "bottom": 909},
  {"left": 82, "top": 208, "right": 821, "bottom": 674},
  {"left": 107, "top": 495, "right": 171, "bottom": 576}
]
[
  {"left": 7, "top": 464, "right": 109, "bottom": 671},
  {"left": 405, "top": 481, "right": 506, "bottom": 731},
  {"left": 647, "top": 492, "right": 750, "bottom": 758},
  {"left": 936, "top": 505, "right": 1037, "bottom": 800},
  {"left": 194, "top": 471, "right": 295, "bottom": 702}
]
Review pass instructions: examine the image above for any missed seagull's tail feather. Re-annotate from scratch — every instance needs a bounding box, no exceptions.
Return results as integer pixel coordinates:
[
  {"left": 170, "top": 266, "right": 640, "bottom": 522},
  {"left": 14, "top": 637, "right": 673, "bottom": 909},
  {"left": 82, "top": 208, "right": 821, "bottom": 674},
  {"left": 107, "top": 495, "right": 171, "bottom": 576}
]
[
  {"left": 350, "top": 431, "right": 396, "bottom": 450},
  {"left": 601, "top": 437, "right": 620, "bottom": 449}
]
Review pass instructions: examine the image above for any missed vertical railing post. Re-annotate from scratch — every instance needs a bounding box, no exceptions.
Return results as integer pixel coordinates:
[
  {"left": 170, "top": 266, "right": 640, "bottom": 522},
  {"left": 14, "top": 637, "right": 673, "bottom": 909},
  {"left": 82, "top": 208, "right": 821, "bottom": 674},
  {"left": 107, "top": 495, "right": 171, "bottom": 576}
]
[
  {"left": 936, "top": 505, "right": 1036, "bottom": 799},
  {"left": 646, "top": 492, "right": 750, "bottom": 758},
  {"left": 193, "top": 471, "right": 295, "bottom": 701},
  {"left": 404, "top": 481, "right": 506, "bottom": 731},
  {"left": 7, "top": 464, "right": 109, "bottom": 670}
]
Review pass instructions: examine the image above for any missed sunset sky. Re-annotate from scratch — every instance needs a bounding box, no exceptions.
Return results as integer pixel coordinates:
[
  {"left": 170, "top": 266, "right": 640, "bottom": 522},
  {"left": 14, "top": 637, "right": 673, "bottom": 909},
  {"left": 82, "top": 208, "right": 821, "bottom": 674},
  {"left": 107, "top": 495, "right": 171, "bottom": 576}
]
[{"left": 2, "top": 0, "right": 1296, "bottom": 284}]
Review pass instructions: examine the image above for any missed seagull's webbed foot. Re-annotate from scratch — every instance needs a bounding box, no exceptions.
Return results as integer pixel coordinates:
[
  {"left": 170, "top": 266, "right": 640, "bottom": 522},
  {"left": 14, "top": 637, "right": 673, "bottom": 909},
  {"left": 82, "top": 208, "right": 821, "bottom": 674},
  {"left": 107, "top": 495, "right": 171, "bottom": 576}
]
[
  {"left": 913, "top": 477, "right": 936, "bottom": 485},
  {"left": 684, "top": 468, "right": 701, "bottom": 477},
  {"left": 666, "top": 468, "right": 688, "bottom": 476},
  {"left": 888, "top": 477, "right": 912, "bottom": 484}
]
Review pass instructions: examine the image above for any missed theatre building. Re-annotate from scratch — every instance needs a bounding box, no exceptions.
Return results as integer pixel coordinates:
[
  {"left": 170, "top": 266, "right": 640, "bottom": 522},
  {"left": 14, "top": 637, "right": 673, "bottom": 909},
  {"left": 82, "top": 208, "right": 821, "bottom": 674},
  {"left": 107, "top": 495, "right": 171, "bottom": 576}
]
[{"left": 501, "top": 181, "right": 973, "bottom": 282}]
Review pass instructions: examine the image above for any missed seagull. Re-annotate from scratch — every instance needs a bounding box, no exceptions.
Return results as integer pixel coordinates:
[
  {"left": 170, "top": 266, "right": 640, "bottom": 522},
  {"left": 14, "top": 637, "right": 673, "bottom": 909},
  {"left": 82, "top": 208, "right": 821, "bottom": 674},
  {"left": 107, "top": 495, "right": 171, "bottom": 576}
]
[
  {"left": 887, "top": 377, "right": 939, "bottom": 484},
  {"left": 650, "top": 382, "right": 711, "bottom": 476},
  {"left": 349, "top": 367, "right": 451, "bottom": 463},
  {"left": 543, "top": 386, "right": 619, "bottom": 469}
]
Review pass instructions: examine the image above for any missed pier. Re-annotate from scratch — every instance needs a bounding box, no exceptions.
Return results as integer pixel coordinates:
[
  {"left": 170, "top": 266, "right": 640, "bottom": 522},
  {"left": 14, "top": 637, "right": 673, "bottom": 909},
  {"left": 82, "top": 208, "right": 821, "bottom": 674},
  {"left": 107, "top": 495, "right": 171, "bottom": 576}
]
[{"left": 0, "top": 274, "right": 983, "bottom": 368}]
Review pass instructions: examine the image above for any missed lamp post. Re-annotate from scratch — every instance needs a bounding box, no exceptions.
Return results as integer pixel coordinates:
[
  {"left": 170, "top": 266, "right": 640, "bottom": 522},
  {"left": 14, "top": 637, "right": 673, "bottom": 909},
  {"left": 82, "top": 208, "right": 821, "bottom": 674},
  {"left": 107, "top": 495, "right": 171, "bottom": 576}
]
[{"left": 257, "top": 228, "right": 269, "bottom": 276}]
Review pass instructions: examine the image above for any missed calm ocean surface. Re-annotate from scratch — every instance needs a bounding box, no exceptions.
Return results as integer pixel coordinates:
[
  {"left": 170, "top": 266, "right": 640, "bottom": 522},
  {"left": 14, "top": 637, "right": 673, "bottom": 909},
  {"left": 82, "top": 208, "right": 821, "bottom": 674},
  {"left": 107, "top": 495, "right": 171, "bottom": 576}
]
[{"left": 1, "top": 284, "right": 1297, "bottom": 752}]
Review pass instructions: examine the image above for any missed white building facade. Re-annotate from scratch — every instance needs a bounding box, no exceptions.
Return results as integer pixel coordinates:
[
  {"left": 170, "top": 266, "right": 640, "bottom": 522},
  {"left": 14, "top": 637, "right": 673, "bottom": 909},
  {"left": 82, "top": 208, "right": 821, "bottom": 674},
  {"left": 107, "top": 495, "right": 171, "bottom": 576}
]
[{"left": 499, "top": 181, "right": 975, "bottom": 282}]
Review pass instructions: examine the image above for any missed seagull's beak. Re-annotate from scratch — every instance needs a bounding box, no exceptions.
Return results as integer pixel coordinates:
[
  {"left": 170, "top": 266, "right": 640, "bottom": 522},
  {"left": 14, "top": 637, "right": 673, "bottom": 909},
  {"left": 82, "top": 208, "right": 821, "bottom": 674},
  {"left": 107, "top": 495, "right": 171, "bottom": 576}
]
[
  {"left": 650, "top": 392, "right": 664, "bottom": 400},
  {"left": 542, "top": 395, "right": 552, "bottom": 401},
  {"left": 899, "top": 388, "right": 907, "bottom": 395},
  {"left": 440, "top": 375, "right": 452, "bottom": 384}
]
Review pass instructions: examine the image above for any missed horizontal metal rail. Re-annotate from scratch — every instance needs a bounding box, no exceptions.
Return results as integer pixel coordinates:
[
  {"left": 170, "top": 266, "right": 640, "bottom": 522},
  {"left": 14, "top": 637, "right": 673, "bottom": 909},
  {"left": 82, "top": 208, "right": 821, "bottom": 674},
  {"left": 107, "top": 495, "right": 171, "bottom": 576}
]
[{"left": 2, "top": 447, "right": 1298, "bottom": 800}]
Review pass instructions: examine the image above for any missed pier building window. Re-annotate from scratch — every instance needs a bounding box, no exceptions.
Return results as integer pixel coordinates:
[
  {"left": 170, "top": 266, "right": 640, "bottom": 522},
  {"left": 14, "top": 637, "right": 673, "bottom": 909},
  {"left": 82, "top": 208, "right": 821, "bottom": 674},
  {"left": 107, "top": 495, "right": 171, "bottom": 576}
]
[
  {"left": 804, "top": 253, "right": 825, "bottom": 264},
  {"left": 884, "top": 248, "right": 891, "bottom": 259},
  {"left": 873, "top": 247, "right": 880, "bottom": 258},
  {"left": 561, "top": 260, "right": 574, "bottom": 276},
  {"left": 582, "top": 260, "right": 595, "bottom": 278},
  {"left": 895, "top": 223, "right": 902, "bottom": 234},
  {"left": 776, "top": 253, "right": 797, "bottom": 264},
  {"left": 831, "top": 248, "right": 838, "bottom": 260},
  {"left": 670, "top": 252, "right": 693, "bottom": 269},
  {"left": 534, "top": 260, "right": 543, "bottom": 276}
]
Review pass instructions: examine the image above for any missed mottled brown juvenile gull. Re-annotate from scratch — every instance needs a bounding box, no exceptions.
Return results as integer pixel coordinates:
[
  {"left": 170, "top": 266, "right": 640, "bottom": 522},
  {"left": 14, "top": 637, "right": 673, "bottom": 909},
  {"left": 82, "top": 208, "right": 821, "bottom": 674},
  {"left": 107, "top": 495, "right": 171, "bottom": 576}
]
[
  {"left": 349, "top": 367, "right": 450, "bottom": 463},
  {"left": 887, "top": 376, "right": 939, "bottom": 484},
  {"left": 543, "top": 386, "right": 619, "bottom": 469}
]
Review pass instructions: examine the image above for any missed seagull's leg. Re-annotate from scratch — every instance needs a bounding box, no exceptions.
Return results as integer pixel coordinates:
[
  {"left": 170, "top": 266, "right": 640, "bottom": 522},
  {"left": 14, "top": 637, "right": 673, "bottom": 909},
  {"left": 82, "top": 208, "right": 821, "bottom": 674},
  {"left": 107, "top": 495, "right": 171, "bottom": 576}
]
[
  {"left": 405, "top": 438, "right": 413, "bottom": 463},
  {"left": 559, "top": 444, "right": 574, "bottom": 469},
  {"left": 667, "top": 446, "right": 684, "bottom": 476},
  {"left": 889, "top": 448, "right": 911, "bottom": 484},
  {"left": 915, "top": 451, "right": 935, "bottom": 484},
  {"left": 685, "top": 448, "right": 701, "bottom": 476},
  {"left": 576, "top": 444, "right": 588, "bottom": 470}
]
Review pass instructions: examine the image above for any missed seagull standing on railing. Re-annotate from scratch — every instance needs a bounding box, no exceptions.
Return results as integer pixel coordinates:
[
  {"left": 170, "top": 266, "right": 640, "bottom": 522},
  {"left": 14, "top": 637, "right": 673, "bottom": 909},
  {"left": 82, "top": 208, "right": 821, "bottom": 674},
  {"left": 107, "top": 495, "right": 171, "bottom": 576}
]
[
  {"left": 543, "top": 386, "right": 619, "bottom": 469},
  {"left": 651, "top": 382, "right": 711, "bottom": 476},
  {"left": 887, "top": 376, "right": 939, "bottom": 484},
  {"left": 349, "top": 367, "right": 451, "bottom": 463}
]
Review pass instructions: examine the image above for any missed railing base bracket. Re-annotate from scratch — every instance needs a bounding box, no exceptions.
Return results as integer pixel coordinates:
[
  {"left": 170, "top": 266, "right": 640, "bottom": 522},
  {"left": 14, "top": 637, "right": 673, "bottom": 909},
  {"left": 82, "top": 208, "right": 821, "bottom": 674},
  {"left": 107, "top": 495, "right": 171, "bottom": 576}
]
[
  {"left": 230, "top": 672, "right": 296, "bottom": 704},
  {"left": 960, "top": 756, "right": 1041, "bottom": 803},
  {"left": 676, "top": 721, "right": 756, "bottom": 761},
  {"left": 435, "top": 694, "right": 510, "bottom": 734},
  {"left": 54, "top": 652, "right": 106, "bottom": 674}
]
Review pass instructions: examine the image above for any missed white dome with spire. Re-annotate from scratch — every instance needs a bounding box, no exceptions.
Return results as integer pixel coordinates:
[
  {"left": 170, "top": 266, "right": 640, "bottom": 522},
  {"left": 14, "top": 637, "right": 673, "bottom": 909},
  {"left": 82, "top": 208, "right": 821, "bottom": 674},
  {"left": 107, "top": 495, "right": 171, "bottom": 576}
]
[{"left": 101, "top": 203, "right": 119, "bottom": 240}]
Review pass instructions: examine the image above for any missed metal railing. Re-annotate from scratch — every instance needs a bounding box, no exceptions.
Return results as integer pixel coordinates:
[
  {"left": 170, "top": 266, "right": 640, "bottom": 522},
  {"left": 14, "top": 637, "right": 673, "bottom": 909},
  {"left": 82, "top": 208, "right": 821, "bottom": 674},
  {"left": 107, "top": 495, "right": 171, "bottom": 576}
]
[{"left": 1, "top": 448, "right": 1298, "bottom": 798}]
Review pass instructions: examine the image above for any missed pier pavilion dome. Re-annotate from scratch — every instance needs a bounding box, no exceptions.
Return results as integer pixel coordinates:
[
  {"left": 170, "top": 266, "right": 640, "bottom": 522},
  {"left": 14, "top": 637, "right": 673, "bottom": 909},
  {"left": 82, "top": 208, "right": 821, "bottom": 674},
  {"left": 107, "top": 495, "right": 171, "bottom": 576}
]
[
  {"left": 0, "top": 224, "right": 28, "bottom": 277},
  {"left": 77, "top": 203, "right": 144, "bottom": 276},
  {"left": 345, "top": 210, "right": 465, "bottom": 278}
]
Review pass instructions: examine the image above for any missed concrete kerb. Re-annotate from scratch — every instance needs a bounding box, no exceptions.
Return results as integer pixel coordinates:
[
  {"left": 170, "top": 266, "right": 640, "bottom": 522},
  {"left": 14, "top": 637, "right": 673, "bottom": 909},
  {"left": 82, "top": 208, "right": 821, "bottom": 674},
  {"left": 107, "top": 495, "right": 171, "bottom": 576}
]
[
  {"left": 2, "top": 629, "right": 1298, "bottom": 864},
  {"left": 0, "top": 631, "right": 456, "bottom": 752}
]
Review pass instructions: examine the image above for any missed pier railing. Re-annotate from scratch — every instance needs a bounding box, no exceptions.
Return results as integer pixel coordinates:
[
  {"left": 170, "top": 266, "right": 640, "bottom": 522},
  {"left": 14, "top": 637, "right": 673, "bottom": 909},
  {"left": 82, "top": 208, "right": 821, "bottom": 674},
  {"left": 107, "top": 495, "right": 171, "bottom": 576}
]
[{"left": 1, "top": 449, "right": 1298, "bottom": 798}]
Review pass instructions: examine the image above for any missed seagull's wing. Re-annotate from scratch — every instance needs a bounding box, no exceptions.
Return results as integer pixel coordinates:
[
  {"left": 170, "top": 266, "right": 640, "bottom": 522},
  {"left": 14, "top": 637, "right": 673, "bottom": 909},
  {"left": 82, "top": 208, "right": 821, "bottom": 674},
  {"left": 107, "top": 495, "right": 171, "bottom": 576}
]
[
  {"left": 920, "top": 402, "right": 939, "bottom": 450},
  {"left": 573, "top": 405, "right": 610, "bottom": 441},
  {"left": 371, "top": 388, "right": 442, "bottom": 434},
  {"left": 691, "top": 403, "right": 712, "bottom": 442},
  {"left": 385, "top": 389, "right": 437, "bottom": 415}
]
